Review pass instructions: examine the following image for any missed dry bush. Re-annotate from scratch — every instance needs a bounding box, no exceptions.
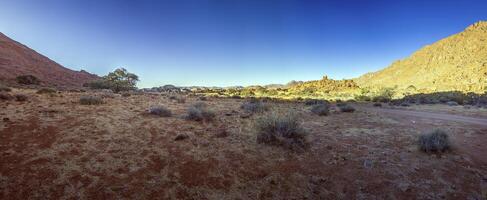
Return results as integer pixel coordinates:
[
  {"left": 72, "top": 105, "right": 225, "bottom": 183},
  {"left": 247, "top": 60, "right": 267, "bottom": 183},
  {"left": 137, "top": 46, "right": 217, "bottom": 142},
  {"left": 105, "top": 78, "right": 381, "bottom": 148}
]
[
  {"left": 304, "top": 99, "right": 327, "bottom": 106},
  {"left": 255, "top": 112, "right": 309, "bottom": 151},
  {"left": 0, "top": 92, "right": 13, "bottom": 101},
  {"left": 198, "top": 96, "right": 208, "bottom": 101},
  {"left": 418, "top": 129, "right": 450, "bottom": 153},
  {"left": 36, "top": 88, "right": 57, "bottom": 94},
  {"left": 148, "top": 105, "right": 172, "bottom": 117},
  {"left": 121, "top": 92, "right": 131, "bottom": 97},
  {"left": 14, "top": 94, "right": 28, "bottom": 102},
  {"left": 310, "top": 104, "right": 329, "bottom": 116},
  {"left": 79, "top": 96, "right": 103, "bottom": 105},
  {"left": 338, "top": 104, "right": 355, "bottom": 112},
  {"left": 170, "top": 95, "right": 186, "bottom": 103},
  {"left": 16, "top": 75, "right": 40, "bottom": 85},
  {"left": 241, "top": 100, "right": 269, "bottom": 113},
  {"left": 185, "top": 103, "right": 215, "bottom": 121},
  {"left": 0, "top": 85, "right": 11, "bottom": 92}
]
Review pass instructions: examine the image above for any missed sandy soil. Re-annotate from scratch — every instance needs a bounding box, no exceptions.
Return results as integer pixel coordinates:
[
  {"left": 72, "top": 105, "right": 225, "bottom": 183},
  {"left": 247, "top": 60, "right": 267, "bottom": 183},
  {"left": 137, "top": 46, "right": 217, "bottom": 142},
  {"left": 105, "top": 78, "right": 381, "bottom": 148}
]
[{"left": 1, "top": 89, "right": 487, "bottom": 199}]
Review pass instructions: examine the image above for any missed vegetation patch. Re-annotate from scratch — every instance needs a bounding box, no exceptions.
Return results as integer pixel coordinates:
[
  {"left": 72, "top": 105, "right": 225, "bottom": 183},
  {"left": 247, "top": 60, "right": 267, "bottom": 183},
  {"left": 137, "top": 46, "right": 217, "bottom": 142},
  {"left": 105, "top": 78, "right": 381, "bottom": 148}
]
[
  {"left": 0, "top": 92, "right": 13, "bottom": 101},
  {"left": 148, "top": 105, "right": 172, "bottom": 117},
  {"left": 79, "top": 96, "right": 103, "bottom": 105},
  {"left": 83, "top": 68, "right": 138, "bottom": 92},
  {"left": 254, "top": 112, "right": 309, "bottom": 151},
  {"left": 338, "top": 104, "right": 356, "bottom": 112},
  {"left": 14, "top": 94, "right": 28, "bottom": 102},
  {"left": 241, "top": 100, "right": 269, "bottom": 113},
  {"left": 185, "top": 102, "right": 215, "bottom": 122},
  {"left": 16, "top": 75, "right": 40, "bottom": 85},
  {"left": 418, "top": 129, "right": 450, "bottom": 153},
  {"left": 310, "top": 104, "right": 329, "bottom": 116},
  {"left": 0, "top": 85, "right": 11, "bottom": 92},
  {"left": 36, "top": 88, "right": 57, "bottom": 94}
]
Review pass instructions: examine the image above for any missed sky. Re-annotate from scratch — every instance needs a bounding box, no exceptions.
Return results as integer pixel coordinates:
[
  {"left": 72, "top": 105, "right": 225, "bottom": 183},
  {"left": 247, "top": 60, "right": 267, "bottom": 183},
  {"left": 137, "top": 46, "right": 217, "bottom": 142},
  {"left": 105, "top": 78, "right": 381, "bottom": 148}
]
[{"left": 0, "top": 0, "right": 486, "bottom": 88}]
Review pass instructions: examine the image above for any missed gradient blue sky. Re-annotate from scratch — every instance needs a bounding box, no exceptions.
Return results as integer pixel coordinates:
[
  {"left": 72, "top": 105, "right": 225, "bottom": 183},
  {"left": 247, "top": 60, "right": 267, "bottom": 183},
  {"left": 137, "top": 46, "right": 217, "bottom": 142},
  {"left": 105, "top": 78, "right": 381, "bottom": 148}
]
[{"left": 0, "top": 0, "right": 486, "bottom": 87}]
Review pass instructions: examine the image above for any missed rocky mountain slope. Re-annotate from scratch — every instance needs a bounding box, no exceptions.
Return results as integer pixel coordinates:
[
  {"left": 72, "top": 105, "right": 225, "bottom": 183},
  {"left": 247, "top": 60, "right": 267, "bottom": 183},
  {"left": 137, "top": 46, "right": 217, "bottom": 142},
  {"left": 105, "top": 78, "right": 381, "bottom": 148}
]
[
  {"left": 0, "top": 32, "right": 99, "bottom": 88},
  {"left": 355, "top": 21, "right": 487, "bottom": 93}
]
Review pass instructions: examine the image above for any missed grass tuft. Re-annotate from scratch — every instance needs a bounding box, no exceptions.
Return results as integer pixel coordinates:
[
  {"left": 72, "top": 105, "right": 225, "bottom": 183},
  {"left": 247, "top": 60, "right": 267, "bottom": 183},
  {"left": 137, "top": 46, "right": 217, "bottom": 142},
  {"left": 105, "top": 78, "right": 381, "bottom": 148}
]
[
  {"left": 418, "top": 129, "right": 450, "bottom": 153},
  {"left": 254, "top": 112, "right": 308, "bottom": 151}
]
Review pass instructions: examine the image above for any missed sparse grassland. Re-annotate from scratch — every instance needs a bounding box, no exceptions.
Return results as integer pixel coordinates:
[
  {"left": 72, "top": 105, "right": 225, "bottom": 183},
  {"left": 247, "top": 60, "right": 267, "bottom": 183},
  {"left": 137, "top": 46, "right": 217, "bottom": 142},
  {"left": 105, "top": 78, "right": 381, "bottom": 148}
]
[{"left": 0, "top": 88, "right": 485, "bottom": 199}]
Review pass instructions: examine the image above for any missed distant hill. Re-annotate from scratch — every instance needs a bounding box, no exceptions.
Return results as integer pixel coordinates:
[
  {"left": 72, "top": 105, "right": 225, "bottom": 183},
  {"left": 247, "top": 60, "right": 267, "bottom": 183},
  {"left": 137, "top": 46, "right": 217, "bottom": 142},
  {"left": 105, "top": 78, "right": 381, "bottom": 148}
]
[
  {"left": 0, "top": 32, "right": 99, "bottom": 88},
  {"left": 288, "top": 76, "right": 359, "bottom": 94},
  {"left": 355, "top": 21, "right": 487, "bottom": 93}
]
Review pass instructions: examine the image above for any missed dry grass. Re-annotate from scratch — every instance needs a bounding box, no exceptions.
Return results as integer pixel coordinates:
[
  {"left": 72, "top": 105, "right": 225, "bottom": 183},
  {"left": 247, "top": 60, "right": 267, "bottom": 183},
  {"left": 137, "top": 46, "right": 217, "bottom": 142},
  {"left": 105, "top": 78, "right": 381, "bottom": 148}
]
[
  {"left": 254, "top": 111, "right": 309, "bottom": 151},
  {"left": 148, "top": 105, "right": 172, "bottom": 117},
  {"left": 418, "top": 129, "right": 450, "bottom": 153},
  {"left": 79, "top": 96, "right": 103, "bottom": 105}
]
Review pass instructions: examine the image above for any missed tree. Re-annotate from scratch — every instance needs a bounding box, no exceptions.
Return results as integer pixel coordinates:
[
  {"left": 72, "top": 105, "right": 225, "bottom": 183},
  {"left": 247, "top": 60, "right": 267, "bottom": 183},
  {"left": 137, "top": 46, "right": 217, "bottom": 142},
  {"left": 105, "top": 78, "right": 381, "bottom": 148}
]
[{"left": 84, "top": 68, "right": 139, "bottom": 92}]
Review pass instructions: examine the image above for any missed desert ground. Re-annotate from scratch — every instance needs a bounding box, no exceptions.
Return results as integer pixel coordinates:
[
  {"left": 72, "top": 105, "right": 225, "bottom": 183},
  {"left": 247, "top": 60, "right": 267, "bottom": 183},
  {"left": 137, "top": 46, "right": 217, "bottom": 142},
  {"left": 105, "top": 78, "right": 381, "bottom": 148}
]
[{"left": 1, "top": 89, "right": 487, "bottom": 199}]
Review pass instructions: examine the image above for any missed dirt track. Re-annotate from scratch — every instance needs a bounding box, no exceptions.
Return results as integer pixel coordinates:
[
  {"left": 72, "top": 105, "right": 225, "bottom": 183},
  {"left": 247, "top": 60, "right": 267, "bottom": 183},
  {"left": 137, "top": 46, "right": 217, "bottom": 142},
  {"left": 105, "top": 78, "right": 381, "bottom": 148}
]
[{"left": 363, "top": 106, "right": 487, "bottom": 127}]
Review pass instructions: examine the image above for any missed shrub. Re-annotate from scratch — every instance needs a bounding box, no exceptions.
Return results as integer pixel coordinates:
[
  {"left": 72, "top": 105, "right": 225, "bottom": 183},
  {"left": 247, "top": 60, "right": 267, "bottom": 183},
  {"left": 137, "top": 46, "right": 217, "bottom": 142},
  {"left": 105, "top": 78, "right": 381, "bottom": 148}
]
[
  {"left": 241, "top": 101, "right": 269, "bottom": 113},
  {"left": 121, "top": 92, "right": 131, "bottom": 97},
  {"left": 355, "top": 95, "right": 371, "bottom": 102},
  {"left": 185, "top": 103, "right": 215, "bottom": 121},
  {"left": 418, "top": 129, "right": 450, "bottom": 153},
  {"left": 230, "top": 95, "right": 242, "bottom": 99},
  {"left": 148, "top": 105, "right": 172, "bottom": 117},
  {"left": 79, "top": 96, "right": 103, "bottom": 105},
  {"left": 373, "top": 102, "right": 382, "bottom": 107},
  {"left": 0, "top": 85, "right": 11, "bottom": 92},
  {"left": 170, "top": 95, "right": 186, "bottom": 103},
  {"left": 16, "top": 75, "right": 40, "bottom": 85},
  {"left": 14, "top": 94, "right": 28, "bottom": 102},
  {"left": 254, "top": 112, "right": 308, "bottom": 151},
  {"left": 198, "top": 96, "right": 208, "bottom": 101},
  {"left": 338, "top": 104, "right": 355, "bottom": 112},
  {"left": 36, "top": 88, "right": 57, "bottom": 94},
  {"left": 304, "top": 99, "right": 327, "bottom": 106},
  {"left": 446, "top": 101, "right": 459, "bottom": 106},
  {"left": 0, "top": 92, "right": 13, "bottom": 101},
  {"left": 400, "top": 102, "right": 410, "bottom": 107},
  {"left": 310, "top": 104, "right": 329, "bottom": 116}
]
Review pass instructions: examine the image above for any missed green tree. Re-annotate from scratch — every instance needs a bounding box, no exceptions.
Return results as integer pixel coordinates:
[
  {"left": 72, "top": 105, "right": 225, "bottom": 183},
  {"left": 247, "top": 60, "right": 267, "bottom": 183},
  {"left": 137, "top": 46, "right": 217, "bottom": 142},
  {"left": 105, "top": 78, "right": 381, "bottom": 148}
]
[{"left": 84, "top": 68, "right": 139, "bottom": 92}]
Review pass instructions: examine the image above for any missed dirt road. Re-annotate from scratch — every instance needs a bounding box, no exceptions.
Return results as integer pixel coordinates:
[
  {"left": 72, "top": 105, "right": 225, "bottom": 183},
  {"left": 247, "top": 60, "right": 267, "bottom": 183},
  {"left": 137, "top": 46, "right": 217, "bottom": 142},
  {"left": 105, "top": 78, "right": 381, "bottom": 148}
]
[{"left": 362, "top": 106, "right": 487, "bottom": 127}]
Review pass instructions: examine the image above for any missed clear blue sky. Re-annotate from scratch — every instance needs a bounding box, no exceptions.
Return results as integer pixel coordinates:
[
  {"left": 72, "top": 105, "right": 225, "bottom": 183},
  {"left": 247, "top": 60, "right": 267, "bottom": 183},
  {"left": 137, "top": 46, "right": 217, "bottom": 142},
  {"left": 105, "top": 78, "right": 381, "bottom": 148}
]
[{"left": 0, "top": 0, "right": 486, "bottom": 88}]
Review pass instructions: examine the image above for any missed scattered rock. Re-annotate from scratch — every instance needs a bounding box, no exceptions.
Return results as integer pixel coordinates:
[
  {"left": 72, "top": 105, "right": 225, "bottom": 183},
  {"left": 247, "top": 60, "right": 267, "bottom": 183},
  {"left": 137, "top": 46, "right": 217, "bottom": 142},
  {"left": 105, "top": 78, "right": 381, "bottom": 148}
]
[
  {"left": 240, "top": 113, "right": 251, "bottom": 118},
  {"left": 174, "top": 133, "right": 189, "bottom": 141}
]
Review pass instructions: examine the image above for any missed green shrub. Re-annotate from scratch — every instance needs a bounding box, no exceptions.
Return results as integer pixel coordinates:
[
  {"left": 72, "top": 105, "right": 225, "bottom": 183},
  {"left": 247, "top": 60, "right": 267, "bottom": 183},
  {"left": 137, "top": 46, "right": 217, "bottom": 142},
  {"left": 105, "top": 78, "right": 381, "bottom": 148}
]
[
  {"left": 310, "top": 104, "right": 329, "bottom": 116},
  {"left": 254, "top": 112, "right": 308, "bottom": 151},
  {"left": 418, "top": 129, "right": 450, "bottom": 153},
  {"left": 148, "top": 105, "right": 172, "bottom": 117},
  {"left": 16, "top": 75, "right": 40, "bottom": 85},
  {"left": 79, "top": 96, "right": 103, "bottom": 105},
  {"left": 185, "top": 103, "right": 215, "bottom": 121}
]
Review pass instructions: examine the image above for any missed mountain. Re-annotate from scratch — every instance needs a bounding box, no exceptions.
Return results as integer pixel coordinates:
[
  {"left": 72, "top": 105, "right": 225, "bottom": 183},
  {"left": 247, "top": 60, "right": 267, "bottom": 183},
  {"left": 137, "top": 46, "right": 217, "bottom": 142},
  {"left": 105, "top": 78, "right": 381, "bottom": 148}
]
[
  {"left": 0, "top": 32, "right": 99, "bottom": 88},
  {"left": 355, "top": 21, "right": 487, "bottom": 93}
]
